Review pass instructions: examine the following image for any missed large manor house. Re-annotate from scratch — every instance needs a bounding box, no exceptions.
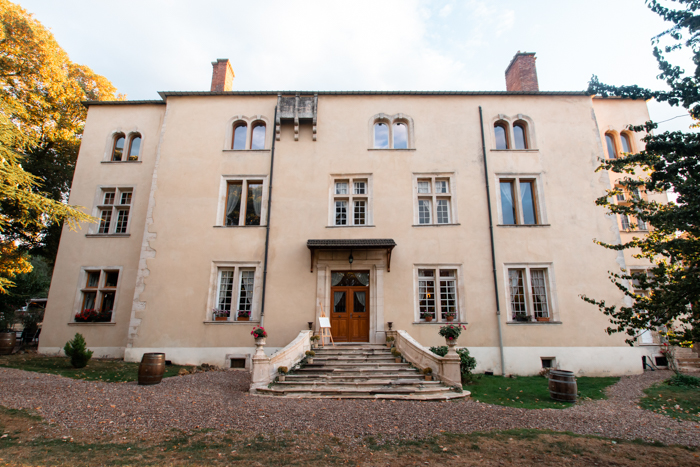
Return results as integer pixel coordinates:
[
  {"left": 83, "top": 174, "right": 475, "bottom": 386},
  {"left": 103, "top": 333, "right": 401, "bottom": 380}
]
[{"left": 39, "top": 52, "right": 666, "bottom": 376}]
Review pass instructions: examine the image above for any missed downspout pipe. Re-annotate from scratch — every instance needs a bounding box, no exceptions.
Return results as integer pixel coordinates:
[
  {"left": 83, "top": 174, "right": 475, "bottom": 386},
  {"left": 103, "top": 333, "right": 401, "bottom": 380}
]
[
  {"left": 479, "top": 106, "right": 506, "bottom": 376},
  {"left": 260, "top": 104, "right": 278, "bottom": 327}
]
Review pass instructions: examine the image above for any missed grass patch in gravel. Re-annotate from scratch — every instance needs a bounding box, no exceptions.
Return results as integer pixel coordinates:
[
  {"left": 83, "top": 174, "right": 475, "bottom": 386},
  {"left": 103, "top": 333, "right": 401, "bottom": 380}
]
[
  {"left": 640, "top": 379, "right": 700, "bottom": 422},
  {"left": 0, "top": 353, "right": 189, "bottom": 383},
  {"left": 466, "top": 374, "right": 619, "bottom": 409}
]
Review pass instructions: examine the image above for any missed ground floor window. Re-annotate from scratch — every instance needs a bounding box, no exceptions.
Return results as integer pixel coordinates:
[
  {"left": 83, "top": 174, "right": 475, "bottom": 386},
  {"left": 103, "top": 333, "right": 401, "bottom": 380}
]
[
  {"left": 213, "top": 267, "right": 256, "bottom": 321},
  {"left": 75, "top": 269, "right": 119, "bottom": 322},
  {"left": 417, "top": 268, "right": 458, "bottom": 321},
  {"left": 507, "top": 266, "right": 551, "bottom": 322}
]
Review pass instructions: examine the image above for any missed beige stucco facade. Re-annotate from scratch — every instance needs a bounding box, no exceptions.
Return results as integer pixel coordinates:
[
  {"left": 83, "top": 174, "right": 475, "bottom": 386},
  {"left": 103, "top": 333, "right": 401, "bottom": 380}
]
[{"left": 39, "top": 84, "right": 666, "bottom": 376}]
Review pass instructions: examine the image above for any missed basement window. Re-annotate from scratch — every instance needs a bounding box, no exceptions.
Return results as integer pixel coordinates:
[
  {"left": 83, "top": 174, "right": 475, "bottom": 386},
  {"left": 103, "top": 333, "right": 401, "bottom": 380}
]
[
  {"left": 541, "top": 357, "right": 554, "bottom": 368},
  {"left": 230, "top": 358, "right": 246, "bottom": 369}
]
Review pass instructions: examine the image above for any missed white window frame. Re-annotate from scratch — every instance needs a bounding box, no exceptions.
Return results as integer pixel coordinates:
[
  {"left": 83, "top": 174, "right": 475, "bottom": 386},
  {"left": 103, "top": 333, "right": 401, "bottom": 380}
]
[
  {"left": 412, "top": 173, "right": 457, "bottom": 226},
  {"left": 329, "top": 174, "right": 373, "bottom": 226},
  {"left": 215, "top": 175, "right": 269, "bottom": 227},
  {"left": 207, "top": 262, "right": 261, "bottom": 322},
  {"left": 91, "top": 186, "right": 133, "bottom": 235},
  {"left": 71, "top": 266, "right": 123, "bottom": 323},
  {"left": 495, "top": 174, "right": 546, "bottom": 225},
  {"left": 413, "top": 264, "right": 464, "bottom": 322},
  {"left": 504, "top": 263, "right": 557, "bottom": 322}
]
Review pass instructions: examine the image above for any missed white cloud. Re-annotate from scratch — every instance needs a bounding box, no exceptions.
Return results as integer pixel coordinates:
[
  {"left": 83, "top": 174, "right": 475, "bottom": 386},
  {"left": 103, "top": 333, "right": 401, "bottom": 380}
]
[{"left": 438, "top": 4, "right": 453, "bottom": 17}]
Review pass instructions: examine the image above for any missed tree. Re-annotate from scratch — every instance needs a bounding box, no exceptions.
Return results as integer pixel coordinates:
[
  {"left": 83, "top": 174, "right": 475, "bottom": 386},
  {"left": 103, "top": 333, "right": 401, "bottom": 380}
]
[
  {"left": 583, "top": 0, "right": 700, "bottom": 347},
  {"left": 0, "top": 0, "right": 120, "bottom": 291}
]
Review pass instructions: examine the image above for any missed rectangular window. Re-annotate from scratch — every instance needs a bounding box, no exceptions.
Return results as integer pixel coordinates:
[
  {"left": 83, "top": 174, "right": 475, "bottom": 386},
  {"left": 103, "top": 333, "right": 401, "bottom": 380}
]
[
  {"left": 332, "top": 176, "right": 370, "bottom": 226},
  {"left": 214, "top": 267, "right": 257, "bottom": 321},
  {"left": 498, "top": 177, "right": 539, "bottom": 225},
  {"left": 414, "top": 175, "right": 455, "bottom": 226},
  {"left": 418, "top": 268, "right": 459, "bottom": 322},
  {"left": 95, "top": 188, "right": 132, "bottom": 234},
  {"left": 620, "top": 214, "right": 630, "bottom": 231},
  {"left": 225, "top": 180, "right": 264, "bottom": 226},
  {"left": 507, "top": 267, "right": 551, "bottom": 321},
  {"left": 76, "top": 269, "right": 119, "bottom": 323}
]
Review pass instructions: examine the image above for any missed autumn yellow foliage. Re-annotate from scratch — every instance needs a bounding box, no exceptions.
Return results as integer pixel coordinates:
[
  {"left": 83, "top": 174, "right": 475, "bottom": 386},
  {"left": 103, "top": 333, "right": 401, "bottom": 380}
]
[{"left": 0, "top": 0, "right": 120, "bottom": 292}]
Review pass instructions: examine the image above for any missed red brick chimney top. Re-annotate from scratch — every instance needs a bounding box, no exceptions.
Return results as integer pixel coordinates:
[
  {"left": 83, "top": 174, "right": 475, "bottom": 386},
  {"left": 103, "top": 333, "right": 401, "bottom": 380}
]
[
  {"left": 210, "top": 58, "right": 235, "bottom": 92},
  {"left": 505, "top": 52, "right": 539, "bottom": 92}
]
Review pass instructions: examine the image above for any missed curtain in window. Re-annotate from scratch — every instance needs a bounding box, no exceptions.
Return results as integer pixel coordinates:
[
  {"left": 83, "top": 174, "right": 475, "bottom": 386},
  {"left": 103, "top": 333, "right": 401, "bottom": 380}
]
[
  {"left": 331, "top": 272, "right": 345, "bottom": 286},
  {"left": 334, "top": 291, "right": 346, "bottom": 313},
  {"left": 250, "top": 183, "right": 263, "bottom": 217},
  {"left": 354, "top": 291, "right": 366, "bottom": 312},
  {"left": 508, "top": 269, "right": 526, "bottom": 314},
  {"left": 225, "top": 184, "right": 242, "bottom": 225},
  {"left": 530, "top": 270, "right": 549, "bottom": 317},
  {"left": 500, "top": 182, "right": 516, "bottom": 224},
  {"left": 355, "top": 272, "right": 369, "bottom": 286}
]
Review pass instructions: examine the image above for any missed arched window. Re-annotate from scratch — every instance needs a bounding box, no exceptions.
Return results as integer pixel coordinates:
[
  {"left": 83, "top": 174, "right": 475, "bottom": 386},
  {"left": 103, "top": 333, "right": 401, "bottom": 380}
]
[
  {"left": 374, "top": 122, "right": 389, "bottom": 149},
  {"left": 620, "top": 133, "right": 632, "bottom": 154},
  {"left": 393, "top": 122, "right": 408, "bottom": 149},
  {"left": 126, "top": 134, "right": 141, "bottom": 161},
  {"left": 111, "top": 134, "right": 125, "bottom": 161},
  {"left": 232, "top": 123, "right": 247, "bottom": 150},
  {"left": 251, "top": 123, "right": 266, "bottom": 150},
  {"left": 605, "top": 133, "right": 617, "bottom": 159},
  {"left": 513, "top": 122, "right": 528, "bottom": 150},
  {"left": 494, "top": 123, "right": 509, "bottom": 150}
]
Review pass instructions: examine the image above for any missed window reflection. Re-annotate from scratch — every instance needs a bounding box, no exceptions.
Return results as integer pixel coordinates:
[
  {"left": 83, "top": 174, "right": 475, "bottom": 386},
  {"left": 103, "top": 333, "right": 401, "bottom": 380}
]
[
  {"left": 251, "top": 124, "right": 265, "bottom": 150},
  {"left": 374, "top": 123, "right": 389, "bottom": 148},
  {"left": 494, "top": 124, "right": 508, "bottom": 149},
  {"left": 233, "top": 124, "right": 247, "bottom": 150},
  {"left": 393, "top": 123, "right": 408, "bottom": 149}
]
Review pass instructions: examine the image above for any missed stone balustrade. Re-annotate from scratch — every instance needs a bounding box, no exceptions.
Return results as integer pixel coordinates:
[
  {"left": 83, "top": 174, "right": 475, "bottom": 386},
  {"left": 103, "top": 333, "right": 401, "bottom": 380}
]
[
  {"left": 250, "top": 330, "right": 312, "bottom": 393},
  {"left": 388, "top": 330, "right": 462, "bottom": 387}
]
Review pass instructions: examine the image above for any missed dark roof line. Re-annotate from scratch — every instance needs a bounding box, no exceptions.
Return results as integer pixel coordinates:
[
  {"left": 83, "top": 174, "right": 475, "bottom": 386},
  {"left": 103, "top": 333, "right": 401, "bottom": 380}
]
[
  {"left": 82, "top": 99, "right": 165, "bottom": 108},
  {"left": 83, "top": 90, "right": 594, "bottom": 107}
]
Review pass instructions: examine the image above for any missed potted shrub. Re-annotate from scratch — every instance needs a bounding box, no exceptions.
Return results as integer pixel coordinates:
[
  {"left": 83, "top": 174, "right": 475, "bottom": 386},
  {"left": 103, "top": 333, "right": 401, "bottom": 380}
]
[
  {"left": 443, "top": 311, "right": 456, "bottom": 322},
  {"left": 277, "top": 366, "right": 288, "bottom": 382},
  {"left": 391, "top": 347, "right": 402, "bottom": 363},
  {"left": 385, "top": 336, "right": 395, "bottom": 348},
  {"left": 420, "top": 311, "right": 434, "bottom": 322},
  {"left": 0, "top": 309, "right": 16, "bottom": 355},
  {"left": 423, "top": 367, "right": 433, "bottom": 381},
  {"left": 535, "top": 314, "right": 550, "bottom": 322},
  {"left": 237, "top": 310, "right": 250, "bottom": 321},
  {"left": 513, "top": 313, "right": 532, "bottom": 322},
  {"left": 212, "top": 308, "right": 229, "bottom": 321},
  {"left": 310, "top": 334, "right": 320, "bottom": 348},
  {"left": 251, "top": 326, "right": 267, "bottom": 345},
  {"left": 438, "top": 324, "right": 466, "bottom": 347},
  {"left": 305, "top": 350, "right": 315, "bottom": 364}
]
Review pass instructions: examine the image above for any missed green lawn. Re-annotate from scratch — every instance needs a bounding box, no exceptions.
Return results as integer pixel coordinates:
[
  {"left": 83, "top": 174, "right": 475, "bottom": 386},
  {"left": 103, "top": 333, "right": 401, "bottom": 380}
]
[
  {"left": 0, "top": 353, "right": 190, "bottom": 383},
  {"left": 466, "top": 374, "right": 620, "bottom": 409},
  {"left": 640, "top": 382, "right": 700, "bottom": 422}
]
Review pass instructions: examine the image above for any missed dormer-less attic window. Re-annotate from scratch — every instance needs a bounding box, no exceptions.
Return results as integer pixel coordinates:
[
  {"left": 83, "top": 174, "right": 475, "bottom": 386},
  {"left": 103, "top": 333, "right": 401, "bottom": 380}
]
[
  {"left": 233, "top": 123, "right": 247, "bottom": 150},
  {"left": 111, "top": 134, "right": 125, "bottom": 161}
]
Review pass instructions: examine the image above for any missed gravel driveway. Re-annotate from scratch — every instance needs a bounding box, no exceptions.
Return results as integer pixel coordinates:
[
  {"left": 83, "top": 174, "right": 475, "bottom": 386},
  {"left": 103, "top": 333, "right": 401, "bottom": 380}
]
[{"left": 0, "top": 368, "right": 697, "bottom": 447}]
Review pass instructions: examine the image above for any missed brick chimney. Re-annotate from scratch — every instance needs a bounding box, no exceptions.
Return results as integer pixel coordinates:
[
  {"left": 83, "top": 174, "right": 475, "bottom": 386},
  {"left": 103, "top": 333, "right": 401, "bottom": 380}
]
[
  {"left": 210, "top": 58, "right": 235, "bottom": 92},
  {"left": 505, "top": 52, "right": 539, "bottom": 92}
]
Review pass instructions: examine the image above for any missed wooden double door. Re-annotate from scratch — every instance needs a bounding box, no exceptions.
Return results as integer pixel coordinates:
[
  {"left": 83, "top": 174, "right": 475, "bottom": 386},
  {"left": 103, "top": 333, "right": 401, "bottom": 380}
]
[{"left": 330, "top": 271, "right": 369, "bottom": 342}]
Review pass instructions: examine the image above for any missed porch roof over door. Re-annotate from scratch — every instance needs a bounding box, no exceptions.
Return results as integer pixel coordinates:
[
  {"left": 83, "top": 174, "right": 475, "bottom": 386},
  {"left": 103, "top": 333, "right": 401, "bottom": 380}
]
[{"left": 306, "top": 239, "right": 397, "bottom": 273}]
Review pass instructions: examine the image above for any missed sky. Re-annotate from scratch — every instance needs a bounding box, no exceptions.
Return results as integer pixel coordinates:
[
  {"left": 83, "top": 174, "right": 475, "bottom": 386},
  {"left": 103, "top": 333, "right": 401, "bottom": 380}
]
[{"left": 13, "top": 0, "right": 697, "bottom": 132}]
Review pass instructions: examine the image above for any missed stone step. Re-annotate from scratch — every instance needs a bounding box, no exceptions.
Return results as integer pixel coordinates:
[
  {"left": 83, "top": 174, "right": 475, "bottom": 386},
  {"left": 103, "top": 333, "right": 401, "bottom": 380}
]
[
  {"left": 257, "top": 385, "right": 459, "bottom": 396},
  {"left": 313, "top": 355, "right": 397, "bottom": 361},
  {"left": 286, "top": 374, "right": 427, "bottom": 382},
  {"left": 275, "top": 380, "right": 443, "bottom": 387}
]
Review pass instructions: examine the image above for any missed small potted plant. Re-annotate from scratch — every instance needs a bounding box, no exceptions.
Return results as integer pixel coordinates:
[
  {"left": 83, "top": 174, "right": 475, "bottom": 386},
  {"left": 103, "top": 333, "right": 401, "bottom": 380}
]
[
  {"left": 385, "top": 336, "right": 395, "bottom": 348},
  {"left": 535, "top": 314, "right": 550, "bottom": 322},
  {"left": 420, "top": 311, "right": 434, "bottom": 322},
  {"left": 391, "top": 347, "right": 402, "bottom": 363},
  {"left": 277, "top": 366, "right": 288, "bottom": 382},
  {"left": 305, "top": 350, "right": 315, "bottom": 364},
  {"left": 212, "top": 308, "right": 229, "bottom": 321},
  {"left": 310, "top": 334, "right": 320, "bottom": 348},
  {"left": 513, "top": 313, "right": 532, "bottom": 322},
  {"left": 251, "top": 326, "right": 267, "bottom": 345},
  {"left": 423, "top": 367, "right": 433, "bottom": 381},
  {"left": 438, "top": 324, "right": 466, "bottom": 347},
  {"left": 443, "top": 311, "right": 456, "bottom": 322},
  {"left": 75, "top": 309, "right": 98, "bottom": 323},
  {"left": 237, "top": 310, "right": 251, "bottom": 321}
]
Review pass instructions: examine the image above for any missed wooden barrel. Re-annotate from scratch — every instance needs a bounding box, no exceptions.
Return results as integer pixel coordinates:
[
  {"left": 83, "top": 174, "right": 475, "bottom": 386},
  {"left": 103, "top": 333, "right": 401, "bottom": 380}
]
[
  {"left": 0, "top": 332, "right": 16, "bottom": 355},
  {"left": 549, "top": 370, "right": 577, "bottom": 402},
  {"left": 138, "top": 353, "right": 166, "bottom": 385}
]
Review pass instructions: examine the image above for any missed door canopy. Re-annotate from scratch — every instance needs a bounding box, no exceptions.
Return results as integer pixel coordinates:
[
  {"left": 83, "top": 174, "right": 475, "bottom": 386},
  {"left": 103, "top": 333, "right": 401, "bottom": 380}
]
[{"left": 306, "top": 239, "right": 397, "bottom": 272}]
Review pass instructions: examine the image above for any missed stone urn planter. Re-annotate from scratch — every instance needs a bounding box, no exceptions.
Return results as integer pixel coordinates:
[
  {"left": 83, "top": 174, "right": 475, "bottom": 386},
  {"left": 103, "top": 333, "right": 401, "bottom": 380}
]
[
  {"left": 0, "top": 332, "right": 16, "bottom": 355},
  {"left": 255, "top": 337, "right": 266, "bottom": 346}
]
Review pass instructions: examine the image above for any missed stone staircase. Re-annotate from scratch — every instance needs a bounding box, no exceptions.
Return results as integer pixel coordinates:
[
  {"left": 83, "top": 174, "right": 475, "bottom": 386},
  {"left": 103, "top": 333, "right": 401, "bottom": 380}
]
[
  {"left": 676, "top": 347, "right": 700, "bottom": 372},
  {"left": 256, "top": 343, "right": 469, "bottom": 400}
]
